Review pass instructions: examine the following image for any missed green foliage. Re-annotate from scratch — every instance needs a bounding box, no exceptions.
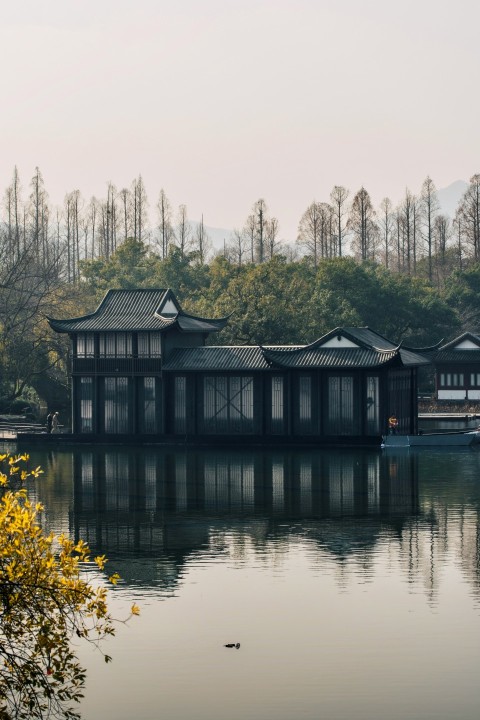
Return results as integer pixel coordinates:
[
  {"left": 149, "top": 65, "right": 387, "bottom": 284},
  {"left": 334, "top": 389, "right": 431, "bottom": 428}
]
[
  {"left": 308, "top": 258, "right": 459, "bottom": 345},
  {"left": 443, "top": 262, "right": 480, "bottom": 331},
  {"left": 0, "top": 263, "right": 76, "bottom": 409},
  {"left": 189, "top": 256, "right": 316, "bottom": 344},
  {"left": 186, "top": 256, "right": 457, "bottom": 347},
  {"left": 0, "top": 453, "right": 139, "bottom": 719},
  {"left": 80, "top": 238, "right": 164, "bottom": 298}
]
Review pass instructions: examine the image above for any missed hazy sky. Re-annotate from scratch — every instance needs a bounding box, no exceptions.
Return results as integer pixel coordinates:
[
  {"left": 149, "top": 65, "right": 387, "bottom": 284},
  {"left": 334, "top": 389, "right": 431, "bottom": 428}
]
[{"left": 1, "top": 0, "right": 478, "bottom": 242}]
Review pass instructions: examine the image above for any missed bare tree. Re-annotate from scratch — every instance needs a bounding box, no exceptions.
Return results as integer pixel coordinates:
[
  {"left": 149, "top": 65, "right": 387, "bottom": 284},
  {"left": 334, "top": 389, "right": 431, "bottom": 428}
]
[
  {"left": 243, "top": 213, "right": 256, "bottom": 262},
  {"left": 97, "top": 184, "right": 120, "bottom": 259},
  {"left": 80, "top": 212, "right": 90, "bottom": 265},
  {"left": 2, "top": 184, "right": 15, "bottom": 259},
  {"left": 379, "top": 197, "right": 394, "bottom": 269},
  {"left": 0, "top": 231, "right": 67, "bottom": 405},
  {"left": 297, "top": 201, "right": 322, "bottom": 266},
  {"left": 192, "top": 214, "right": 211, "bottom": 264},
  {"left": 265, "top": 216, "right": 280, "bottom": 260},
  {"left": 63, "top": 192, "right": 74, "bottom": 282},
  {"left": 348, "top": 187, "right": 377, "bottom": 261},
  {"left": 433, "top": 214, "right": 450, "bottom": 286},
  {"left": 226, "top": 228, "right": 249, "bottom": 265},
  {"left": 119, "top": 188, "right": 132, "bottom": 242},
  {"left": 453, "top": 208, "right": 464, "bottom": 271},
  {"left": 176, "top": 204, "right": 191, "bottom": 256},
  {"left": 28, "top": 167, "right": 49, "bottom": 263},
  {"left": 87, "top": 197, "right": 99, "bottom": 259},
  {"left": 297, "top": 201, "right": 335, "bottom": 264},
  {"left": 457, "top": 174, "right": 480, "bottom": 260},
  {"left": 330, "top": 185, "right": 349, "bottom": 257},
  {"left": 3, "top": 167, "right": 23, "bottom": 262},
  {"left": 398, "top": 189, "right": 418, "bottom": 275},
  {"left": 131, "top": 175, "right": 149, "bottom": 243},
  {"left": 253, "top": 198, "right": 268, "bottom": 263},
  {"left": 156, "top": 189, "right": 175, "bottom": 258},
  {"left": 242, "top": 198, "right": 276, "bottom": 263},
  {"left": 420, "top": 176, "right": 439, "bottom": 281}
]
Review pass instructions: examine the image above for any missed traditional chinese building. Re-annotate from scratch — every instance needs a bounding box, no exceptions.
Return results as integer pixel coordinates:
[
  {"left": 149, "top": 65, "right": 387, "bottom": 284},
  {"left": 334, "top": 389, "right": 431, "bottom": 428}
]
[
  {"left": 48, "top": 288, "right": 430, "bottom": 444},
  {"left": 432, "top": 332, "right": 480, "bottom": 401}
]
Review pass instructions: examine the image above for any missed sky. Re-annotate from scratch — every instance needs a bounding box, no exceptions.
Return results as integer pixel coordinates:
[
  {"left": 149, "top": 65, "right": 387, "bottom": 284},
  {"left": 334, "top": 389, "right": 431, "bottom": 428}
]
[{"left": 1, "top": 0, "right": 479, "bottom": 243}]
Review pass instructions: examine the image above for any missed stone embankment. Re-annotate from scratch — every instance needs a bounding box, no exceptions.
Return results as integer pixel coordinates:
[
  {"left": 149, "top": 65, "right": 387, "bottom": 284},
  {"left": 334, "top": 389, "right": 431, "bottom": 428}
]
[{"left": 0, "top": 415, "right": 46, "bottom": 440}]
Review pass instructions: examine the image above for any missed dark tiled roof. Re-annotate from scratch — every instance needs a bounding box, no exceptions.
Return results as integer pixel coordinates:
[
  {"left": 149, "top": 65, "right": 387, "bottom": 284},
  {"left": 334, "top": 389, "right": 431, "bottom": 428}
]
[
  {"left": 262, "top": 346, "right": 399, "bottom": 368},
  {"left": 439, "top": 332, "right": 480, "bottom": 351},
  {"left": 262, "top": 346, "right": 429, "bottom": 369},
  {"left": 48, "top": 289, "right": 228, "bottom": 333},
  {"left": 430, "top": 332, "right": 480, "bottom": 364},
  {"left": 163, "top": 327, "right": 430, "bottom": 373},
  {"left": 434, "top": 350, "right": 480, "bottom": 364},
  {"left": 163, "top": 346, "right": 299, "bottom": 372},
  {"left": 262, "top": 327, "right": 430, "bottom": 369},
  {"left": 341, "top": 327, "right": 397, "bottom": 349}
]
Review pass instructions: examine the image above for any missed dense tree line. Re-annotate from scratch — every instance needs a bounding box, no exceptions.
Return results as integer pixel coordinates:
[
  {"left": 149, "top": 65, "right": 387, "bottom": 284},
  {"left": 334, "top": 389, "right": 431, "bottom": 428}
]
[{"left": 2, "top": 166, "right": 480, "bottom": 414}]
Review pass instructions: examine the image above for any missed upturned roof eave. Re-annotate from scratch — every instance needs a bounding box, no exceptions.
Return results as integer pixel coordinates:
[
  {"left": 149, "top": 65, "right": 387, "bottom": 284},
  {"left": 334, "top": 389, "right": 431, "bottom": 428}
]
[
  {"left": 261, "top": 347, "right": 402, "bottom": 370},
  {"left": 48, "top": 287, "right": 230, "bottom": 334},
  {"left": 438, "top": 331, "right": 480, "bottom": 351}
]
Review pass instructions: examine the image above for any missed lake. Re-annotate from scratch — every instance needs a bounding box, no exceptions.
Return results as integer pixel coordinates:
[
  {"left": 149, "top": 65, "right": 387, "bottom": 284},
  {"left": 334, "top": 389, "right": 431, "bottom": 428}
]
[{"left": 12, "top": 444, "right": 480, "bottom": 720}]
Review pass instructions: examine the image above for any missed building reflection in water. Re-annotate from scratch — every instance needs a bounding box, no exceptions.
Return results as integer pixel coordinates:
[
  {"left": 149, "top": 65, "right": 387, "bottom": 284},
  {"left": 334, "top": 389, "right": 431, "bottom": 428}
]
[
  {"left": 72, "top": 448, "right": 422, "bottom": 592},
  {"left": 74, "top": 448, "right": 418, "bottom": 520}
]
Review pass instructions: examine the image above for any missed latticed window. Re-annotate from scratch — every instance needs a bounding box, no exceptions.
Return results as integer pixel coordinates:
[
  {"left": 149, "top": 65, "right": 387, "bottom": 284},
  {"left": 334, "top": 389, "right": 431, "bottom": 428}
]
[
  {"left": 174, "top": 376, "right": 187, "bottom": 434},
  {"left": 76, "top": 333, "right": 95, "bottom": 358},
  {"left": 271, "top": 375, "right": 285, "bottom": 434},
  {"left": 299, "top": 376, "right": 312, "bottom": 422},
  {"left": 440, "top": 373, "right": 464, "bottom": 387},
  {"left": 104, "top": 377, "right": 129, "bottom": 433},
  {"left": 202, "top": 376, "right": 254, "bottom": 434},
  {"left": 79, "top": 377, "right": 93, "bottom": 432},
  {"left": 138, "top": 332, "right": 162, "bottom": 358},
  {"left": 327, "top": 375, "right": 359, "bottom": 435},
  {"left": 99, "top": 333, "right": 133, "bottom": 358}
]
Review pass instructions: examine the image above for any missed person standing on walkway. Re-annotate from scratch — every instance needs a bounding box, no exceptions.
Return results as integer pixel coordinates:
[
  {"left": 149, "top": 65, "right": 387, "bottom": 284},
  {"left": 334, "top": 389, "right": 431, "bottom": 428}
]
[
  {"left": 388, "top": 414, "right": 398, "bottom": 435},
  {"left": 46, "top": 412, "right": 53, "bottom": 433},
  {"left": 52, "top": 412, "right": 59, "bottom": 433}
]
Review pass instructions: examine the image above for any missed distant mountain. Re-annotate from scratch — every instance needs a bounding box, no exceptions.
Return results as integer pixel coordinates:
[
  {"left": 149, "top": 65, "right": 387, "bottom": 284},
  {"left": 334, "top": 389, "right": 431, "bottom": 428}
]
[
  {"left": 205, "top": 224, "right": 232, "bottom": 251},
  {"left": 437, "top": 180, "right": 468, "bottom": 217},
  {"left": 189, "top": 220, "right": 232, "bottom": 252}
]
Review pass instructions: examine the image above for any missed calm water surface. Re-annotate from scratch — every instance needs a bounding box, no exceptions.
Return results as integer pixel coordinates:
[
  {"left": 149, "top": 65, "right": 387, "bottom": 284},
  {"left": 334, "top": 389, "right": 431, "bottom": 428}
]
[{"left": 12, "top": 443, "right": 480, "bottom": 720}]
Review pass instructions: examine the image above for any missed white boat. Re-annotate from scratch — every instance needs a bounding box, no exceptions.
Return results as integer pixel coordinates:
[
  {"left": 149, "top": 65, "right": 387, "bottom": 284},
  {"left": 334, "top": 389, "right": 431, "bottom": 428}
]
[{"left": 381, "top": 430, "right": 480, "bottom": 448}]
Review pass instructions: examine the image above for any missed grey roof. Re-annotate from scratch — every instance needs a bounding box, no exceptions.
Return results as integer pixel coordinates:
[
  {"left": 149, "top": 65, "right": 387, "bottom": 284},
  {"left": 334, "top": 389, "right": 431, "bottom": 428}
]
[
  {"left": 438, "top": 332, "right": 480, "bottom": 351},
  {"left": 48, "top": 289, "right": 229, "bottom": 334},
  {"left": 262, "top": 327, "right": 430, "bottom": 369},
  {"left": 262, "top": 346, "right": 400, "bottom": 369},
  {"left": 164, "top": 346, "right": 298, "bottom": 372},
  {"left": 434, "top": 350, "right": 480, "bottom": 363},
  {"left": 431, "top": 332, "right": 480, "bottom": 364},
  {"left": 340, "top": 327, "right": 397, "bottom": 349},
  {"left": 163, "top": 327, "right": 431, "bottom": 372}
]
